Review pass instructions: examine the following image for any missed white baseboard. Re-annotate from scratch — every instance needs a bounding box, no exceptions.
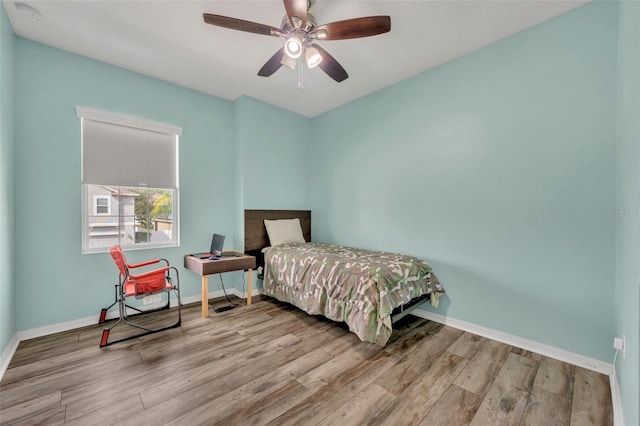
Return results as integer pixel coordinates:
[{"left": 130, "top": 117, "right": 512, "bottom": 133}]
[
  {"left": 412, "top": 308, "right": 613, "bottom": 375},
  {"left": 232, "top": 287, "right": 263, "bottom": 299},
  {"left": 0, "top": 334, "right": 19, "bottom": 380},
  {"left": 610, "top": 366, "right": 625, "bottom": 426}
]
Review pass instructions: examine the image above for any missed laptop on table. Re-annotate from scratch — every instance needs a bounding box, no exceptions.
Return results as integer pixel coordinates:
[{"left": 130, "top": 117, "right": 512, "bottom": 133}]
[{"left": 193, "top": 234, "right": 238, "bottom": 260}]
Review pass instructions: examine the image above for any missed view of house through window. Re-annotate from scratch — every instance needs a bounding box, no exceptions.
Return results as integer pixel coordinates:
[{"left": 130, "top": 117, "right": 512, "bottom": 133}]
[{"left": 85, "top": 185, "right": 175, "bottom": 251}]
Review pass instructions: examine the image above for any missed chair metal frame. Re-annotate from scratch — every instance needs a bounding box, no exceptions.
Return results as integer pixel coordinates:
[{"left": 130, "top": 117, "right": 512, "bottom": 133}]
[{"left": 99, "top": 245, "right": 182, "bottom": 347}]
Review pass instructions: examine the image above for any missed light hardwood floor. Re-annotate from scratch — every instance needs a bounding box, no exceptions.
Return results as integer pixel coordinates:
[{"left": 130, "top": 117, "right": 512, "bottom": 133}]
[{"left": 0, "top": 296, "right": 613, "bottom": 425}]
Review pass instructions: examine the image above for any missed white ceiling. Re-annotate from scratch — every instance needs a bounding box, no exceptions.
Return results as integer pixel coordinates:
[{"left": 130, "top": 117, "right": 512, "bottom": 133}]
[{"left": 4, "top": 0, "right": 588, "bottom": 117}]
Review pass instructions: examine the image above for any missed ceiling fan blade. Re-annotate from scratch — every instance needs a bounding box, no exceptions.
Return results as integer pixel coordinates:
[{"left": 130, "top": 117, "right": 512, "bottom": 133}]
[
  {"left": 283, "top": 0, "right": 307, "bottom": 28},
  {"left": 311, "top": 16, "right": 391, "bottom": 40},
  {"left": 203, "top": 14, "right": 284, "bottom": 37},
  {"left": 258, "top": 47, "right": 286, "bottom": 77},
  {"left": 311, "top": 44, "right": 348, "bottom": 82}
]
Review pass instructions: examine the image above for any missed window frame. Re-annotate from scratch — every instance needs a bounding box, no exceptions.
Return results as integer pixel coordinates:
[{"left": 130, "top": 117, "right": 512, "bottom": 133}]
[
  {"left": 77, "top": 106, "right": 182, "bottom": 254},
  {"left": 93, "top": 195, "right": 111, "bottom": 216}
]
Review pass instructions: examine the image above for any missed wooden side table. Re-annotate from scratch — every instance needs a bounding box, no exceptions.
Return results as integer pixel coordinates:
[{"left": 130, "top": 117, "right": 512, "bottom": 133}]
[{"left": 184, "top": 252, "right": 256, "bottom": 318}]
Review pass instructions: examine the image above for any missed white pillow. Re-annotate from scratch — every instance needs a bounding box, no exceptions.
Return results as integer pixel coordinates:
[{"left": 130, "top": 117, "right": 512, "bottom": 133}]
[{"left": 264, "top": 218, "right": 306, "bottom": 246}]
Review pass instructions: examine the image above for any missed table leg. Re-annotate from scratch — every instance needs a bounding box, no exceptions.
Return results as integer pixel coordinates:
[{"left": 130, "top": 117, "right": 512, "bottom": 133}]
[
  {"left": 247, "top": 269, "right": 252, "bottom": 306},
  {"left": 201, "top": 275, "right": 209, "bottom": 318}
]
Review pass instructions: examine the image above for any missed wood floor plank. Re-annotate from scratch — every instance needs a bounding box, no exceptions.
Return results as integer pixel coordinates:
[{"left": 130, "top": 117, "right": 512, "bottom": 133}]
[
  {"left": 276, "top": 346, "right": 334, "bottom": 379},
  {"left": 119, "top": 378, "right": 232, "bottom": 425},
  {"left": 453, "top": 339, "right": 512, "bottom": 396},
  {"left": 3, "top": 404, "right": 67, "bottom": 426},
  {"left": 64, "top": 393, "right": 144, "bottom": 425},
  {"left": 570, "top": 367, "right": 613, "bottom": 426},
  {"left": 470, "top": 386, "right": 530, "bottom": 426},
  {"left": 511, "top": 347, "right": 543, "bottom": 361},
  {"left": 534, "top": 356, "right": 575, "bottom": 399},
  {"left": 8, "top": 333, "right": 81, "bottom": 368},
  {"left": 235, "top": 313, "right": 296, "bottom": 338},
  {"left": 419, "top": 384, "right": 483, "bottom": 425},
  {"left": 218, "top": 334, "right": 304, "bottom": 390},
  {"left": 218, "top": 378, "right": 313, "bottom": 425},
  {"left": 139, "top": 358, "right": 237, "bottom": 409},
  {"left": 61, "top": 338, "right": 248, "bottom": 419},
  {"left": 317, "top": 327, "right": 359, "bottom": 356},
  {"left": 468, "top": 352, "right": 539, "bottom": 425},
  {"left": 0, "top": 352, "right": 143, "bottom": 411},
  {"left": 521, "top": 386, "right": 572, "bottom": 426},
  {"left": 448, "top": 332, "right": 488, "bottom": 359},
  {"left": 316, "top": 383, "right": 396, "bottom": 426},
  {"left": 0, "top": 297, "right": 613, "bottom": 426},
  {"left": 164, "top": 372, "right": 302, "bottom": 425},
  {"left": 372, "top": 351, "right": 469, "bottom": 426},
  {"left": 382, "top": 320, "right": 446, "bottom": 358},
  {"left": 296, "top": 344, "right": 373, "bottom": 393},
  {"left": 375, "top": 324, "right": 464, "bottom": 396},
  {"left": 2, "top": 343, "right": 136, "bottom": 386},
  {"left": 0, "top": 390, "right": 62, "bottom": 425},
  {"left": 493, "top": 352, "right": 539, "bottom": 391},
  {"left": 271, "top": 351, "right": 397, "bottom": 426},
  {"left": 124, "top": 332, "right": 259, "bottom": 409},
  {"left": 59, "top": 327, "right": 249, "bottom": 408}
]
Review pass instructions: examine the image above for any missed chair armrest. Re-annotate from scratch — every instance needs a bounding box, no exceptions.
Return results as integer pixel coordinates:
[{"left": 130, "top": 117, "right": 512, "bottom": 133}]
[
  {"left": 127, "top": 259, "right": 160, "bottom": 269},
  {"left": 127, "top": 258, "right": 169, "bottom": 269}
]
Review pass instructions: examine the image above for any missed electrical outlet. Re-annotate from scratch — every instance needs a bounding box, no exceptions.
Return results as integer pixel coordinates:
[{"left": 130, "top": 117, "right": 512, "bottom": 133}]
[
  {"left": 613, "top": 335, "right": 626, "bottom": 360},
  {"left": 143, "top": 294, "right": 161, "bottom": 305}
]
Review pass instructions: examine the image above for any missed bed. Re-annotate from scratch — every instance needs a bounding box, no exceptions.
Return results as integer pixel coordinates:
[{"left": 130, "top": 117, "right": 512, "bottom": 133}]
[{"left": 244, "top": 210, "right": 444, "bottom": 346}]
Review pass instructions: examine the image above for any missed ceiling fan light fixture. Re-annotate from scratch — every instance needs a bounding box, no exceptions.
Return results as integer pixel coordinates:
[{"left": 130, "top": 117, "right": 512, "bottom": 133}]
[
  {"left": 305, "top": 46, "right": 322, "bottom": 68},
  {"left": 312, "top": 29, "right": 327, "bottom": 40},
  {"left": 281, "top": 54, "right": 297, "bottom": 70},
  {"left": 284, "top": 36, "right": 303, "bottom": 59}
]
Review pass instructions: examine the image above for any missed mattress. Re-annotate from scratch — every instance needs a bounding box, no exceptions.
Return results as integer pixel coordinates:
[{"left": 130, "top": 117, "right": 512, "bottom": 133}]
[{"left": 262, "top": 242, "right": 444, "bottom": 345}]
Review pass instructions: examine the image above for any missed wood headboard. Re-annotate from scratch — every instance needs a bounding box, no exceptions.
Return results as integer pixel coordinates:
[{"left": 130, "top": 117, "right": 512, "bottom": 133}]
[{"left": 244, "top": 209, "right": 311, "bottom": 252}]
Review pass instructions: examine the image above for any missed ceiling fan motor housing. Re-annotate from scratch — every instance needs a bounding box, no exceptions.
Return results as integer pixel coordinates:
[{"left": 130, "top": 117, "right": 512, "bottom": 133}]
[{"left": 281, "top": 13, "right": 317, "bottom": 34}]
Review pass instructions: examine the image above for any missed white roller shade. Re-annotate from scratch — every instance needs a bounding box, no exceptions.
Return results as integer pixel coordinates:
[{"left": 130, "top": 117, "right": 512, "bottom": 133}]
[{"left": 77, "top": 106, "right": 181, "bottom": 189}]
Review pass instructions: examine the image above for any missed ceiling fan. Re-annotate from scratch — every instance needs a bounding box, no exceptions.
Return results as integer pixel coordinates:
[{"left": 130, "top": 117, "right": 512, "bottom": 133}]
[{"left": 203, "top": 0, "right": 391, "bottom": 83}]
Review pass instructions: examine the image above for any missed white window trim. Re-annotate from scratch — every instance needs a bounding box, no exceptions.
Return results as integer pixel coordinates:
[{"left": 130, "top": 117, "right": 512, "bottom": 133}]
[
  {"left": 93, "top": 195, "right": 111, "bottom": 216},
  {"left": 75, "top": 106, "right": 183, "bottom": 136}
]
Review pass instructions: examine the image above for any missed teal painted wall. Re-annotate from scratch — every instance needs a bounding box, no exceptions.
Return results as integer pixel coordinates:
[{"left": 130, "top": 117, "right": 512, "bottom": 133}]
[
  {"left": 310, "top": 2, "right": 617, "bottom": 361},
  {"left": 235, "top": 96, "right": 311, "bottom": 290},
  {"left": 13, "top": 38, "right": 241, "bottom": 330},
  {"left": 236, "top": 96, "right": 310, "bottom": 211},
  {"left": 0, "top": 4, "right": 15, "bottom": 355},
  {"left": 11, "top": 38, "right": 314, "bottom": 331},
  {"left": 615, "top": 1, "right": 640, "bottom": 424}
]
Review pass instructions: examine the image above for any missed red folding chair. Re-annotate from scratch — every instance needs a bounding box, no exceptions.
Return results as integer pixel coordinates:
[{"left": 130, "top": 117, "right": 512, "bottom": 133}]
[{"left": 99, "top": 245, "right": 181, "bottom": 347}]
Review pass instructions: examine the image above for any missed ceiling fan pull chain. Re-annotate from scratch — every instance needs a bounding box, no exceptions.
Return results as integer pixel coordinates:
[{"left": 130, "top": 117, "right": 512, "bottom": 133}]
[{"left": 297, "top": 57, "right": 304, "bottom": 91}]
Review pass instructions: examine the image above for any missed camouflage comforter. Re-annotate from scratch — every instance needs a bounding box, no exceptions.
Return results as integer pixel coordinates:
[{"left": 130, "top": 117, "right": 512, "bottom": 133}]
[{"left": 263, "top": 243, "right": 444, "bottom": 346}]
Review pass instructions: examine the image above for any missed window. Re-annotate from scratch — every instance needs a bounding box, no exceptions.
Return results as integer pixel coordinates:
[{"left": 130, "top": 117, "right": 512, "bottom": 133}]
[
  {"left": 77, "top": 106, "right": 182, "bottom": 253},
  {"left": 94, "top": 196, "right": 110, "bottom": 215}
]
